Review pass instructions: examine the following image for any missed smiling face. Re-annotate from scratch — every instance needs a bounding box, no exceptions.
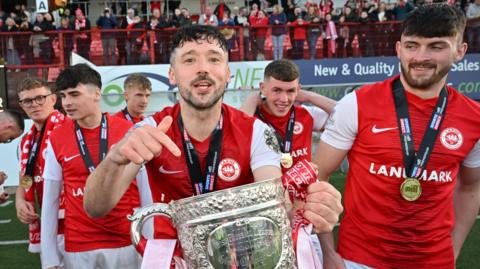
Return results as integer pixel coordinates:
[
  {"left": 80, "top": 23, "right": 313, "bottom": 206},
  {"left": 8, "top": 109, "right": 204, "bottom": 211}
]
[
  {"left": 396, "top": 34, "right": 466, "bottom": 91},
  {"left": 260, "top": 77, "right": 299, "bottom": 117},
  {"left": 169, "top": 39, "right": 230, "bottom": 111}
]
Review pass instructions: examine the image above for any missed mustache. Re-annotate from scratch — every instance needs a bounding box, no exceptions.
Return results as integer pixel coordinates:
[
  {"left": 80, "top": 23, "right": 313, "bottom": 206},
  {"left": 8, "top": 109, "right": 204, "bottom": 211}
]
[
  {"left": 409, "top": 62, "right": 436, "bottom": 69},
  {"left": 190, "top": 74, "right": 215, "bottom": 87}
]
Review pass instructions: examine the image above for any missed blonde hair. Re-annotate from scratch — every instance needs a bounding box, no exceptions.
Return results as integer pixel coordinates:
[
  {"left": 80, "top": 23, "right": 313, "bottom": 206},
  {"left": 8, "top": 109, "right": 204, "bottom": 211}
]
[
  {"left": 273, "top": 4, "right": 284, "bottom": 14},
  {"left": 124, "top": 73, "right": 152, "bottom": 92}
]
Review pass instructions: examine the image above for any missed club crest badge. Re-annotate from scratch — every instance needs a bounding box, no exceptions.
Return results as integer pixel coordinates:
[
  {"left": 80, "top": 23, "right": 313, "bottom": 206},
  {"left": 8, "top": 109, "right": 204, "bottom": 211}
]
[
  {"left": 293, "top": 122, "right": 303, "bottom": 135},
  {"left": 440, "top": 127, "right": 463, "bottom": 150},
  {"left": 218, "top": 158, "right": 241, "bottom": 182}
]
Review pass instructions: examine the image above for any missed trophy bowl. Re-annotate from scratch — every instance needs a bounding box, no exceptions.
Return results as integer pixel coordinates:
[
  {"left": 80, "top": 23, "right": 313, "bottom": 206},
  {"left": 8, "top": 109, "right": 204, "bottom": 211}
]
[{"left": 129, "top": 178, "right": 297, "bottom": 269}]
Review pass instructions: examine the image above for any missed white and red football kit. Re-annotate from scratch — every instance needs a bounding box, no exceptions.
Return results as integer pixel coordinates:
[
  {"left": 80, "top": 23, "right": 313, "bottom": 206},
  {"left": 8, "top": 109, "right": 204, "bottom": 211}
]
[
  {"left": 41, "top": 115, "right": 147, "bottom": 269},
  {"left": 112, "top": 109, "right": 144, "bottom": 124},
  {"left": 139, "top": 103, "right": 280, "bottom": 257},
  {"left": 256, "top": 104, "right": 329, "bottom": 165},
  {"left": 321, "top": 75, "right": 480, "bottom": 268},
  {"left": 19, "top": 111, "right": 65, "bottom": 253}
]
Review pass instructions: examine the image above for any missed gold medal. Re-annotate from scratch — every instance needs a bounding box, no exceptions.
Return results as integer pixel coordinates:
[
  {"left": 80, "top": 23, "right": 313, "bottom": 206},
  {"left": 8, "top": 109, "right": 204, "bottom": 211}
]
[
  {"left": 400, "top": 177, "right": 422, "bottom": 201},
  {"left": 280, "top": 153, "right": 293, "bottom": 169},
  {"left": 20, "top": 175, "right": 33, "bottom": 189}
]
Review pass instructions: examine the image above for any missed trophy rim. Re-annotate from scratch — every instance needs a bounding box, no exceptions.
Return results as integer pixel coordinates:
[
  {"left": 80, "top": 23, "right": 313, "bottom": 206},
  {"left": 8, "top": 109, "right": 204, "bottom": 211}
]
[
  {"left": 173, "top": 177, "right": 282, "bottom": 206},
  {"left": 182, "top": 199, "right": 283, "bottom": 226}
]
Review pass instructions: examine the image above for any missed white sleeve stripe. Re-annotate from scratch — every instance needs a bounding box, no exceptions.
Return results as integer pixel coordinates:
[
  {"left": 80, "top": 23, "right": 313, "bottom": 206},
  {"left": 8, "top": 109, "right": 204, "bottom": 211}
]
[
  {"left": 302, "top": 105, "right": 329, "bottom": 131},
  {"left": 250, "top": 120, "right": 281, "bottom": 171},
  {"left": 40, "top": 179, "right": 62, "bottom": 269},
  {"left": 320, "top": 135, "right": 355, "bottom": 150},
  {"left": 463, "top": 139, "right": 480, "bottom": 168},
  {"left": 320, "top": 92, "right": 358, "bottom": 151},
  {"left": 43, "top": 143, "right": 63, "bottom": 182}
]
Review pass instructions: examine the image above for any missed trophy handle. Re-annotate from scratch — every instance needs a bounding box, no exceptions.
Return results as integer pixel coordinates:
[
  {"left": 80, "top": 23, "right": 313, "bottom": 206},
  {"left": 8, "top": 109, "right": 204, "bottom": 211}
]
[{"left": 128, "top": 203, "right": 173, "bottom": 251}]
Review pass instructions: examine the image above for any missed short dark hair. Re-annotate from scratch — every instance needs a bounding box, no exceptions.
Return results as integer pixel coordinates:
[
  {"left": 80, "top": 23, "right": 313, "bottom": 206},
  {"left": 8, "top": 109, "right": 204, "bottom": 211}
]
[
  {"left": 169, "top": 25, "right": 228, "bottom": 64},
  {"left": 124, "top": 73, "right": 152, "bottom": 92},
  {"left": 17, "top": 77, "right": 50, "bottom": 95},
  {"left": 3, "top": 109, "right": 24, "bottom": 132},
  {"left": 264, "top": 60, "right": 300, "bottom": 82},
  {"left": 55, "top": 63, "right": 102, "bottom": 92},
  {"left": 402, "top": 4, "right": 466, "bottom": 40}
]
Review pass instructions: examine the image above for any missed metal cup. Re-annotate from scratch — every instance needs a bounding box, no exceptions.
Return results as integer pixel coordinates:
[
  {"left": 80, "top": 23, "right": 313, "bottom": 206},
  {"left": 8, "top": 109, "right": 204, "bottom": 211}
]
[{"left": 129, "top": 178, "right": 297, "bottom": 268}]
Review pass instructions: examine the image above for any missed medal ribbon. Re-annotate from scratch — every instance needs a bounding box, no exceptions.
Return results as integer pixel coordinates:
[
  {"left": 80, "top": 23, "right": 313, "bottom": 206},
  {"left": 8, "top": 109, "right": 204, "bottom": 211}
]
[
  {"left": 74, "top": 114, "right": 109, "bottom": 173},
  {"left": 178, "top": 111, "right": 224, "bottom": 195},
  {"left": 255, "top": 106, "right": 295, "bottom": 153},
  {"left": 281, "top": 160, "right": 322, "bottom": 268},
  {"left": 123, "top": 108, "right": 134, "bottom": 123},
  {"left": 392, "top": 79, "right": 448, "bottom": 178},
  {"left": 24, "top": 121, "right": 47, "bottom": 177}
]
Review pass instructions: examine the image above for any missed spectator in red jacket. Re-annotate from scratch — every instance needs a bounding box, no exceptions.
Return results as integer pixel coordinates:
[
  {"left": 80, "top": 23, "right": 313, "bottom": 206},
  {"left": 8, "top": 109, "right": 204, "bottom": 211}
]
[
  {"left": 250, "top": 9, "right": 269, "bottom": 60},
  {"left": 290, "top": 15, "right": 309, "bottom": 59}
]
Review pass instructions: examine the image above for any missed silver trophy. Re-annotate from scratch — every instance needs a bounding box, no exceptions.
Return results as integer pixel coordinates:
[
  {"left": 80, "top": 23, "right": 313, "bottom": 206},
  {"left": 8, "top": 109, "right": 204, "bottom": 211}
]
[{"left": 129, "top": 178, "right": 297, "bottom": 269}]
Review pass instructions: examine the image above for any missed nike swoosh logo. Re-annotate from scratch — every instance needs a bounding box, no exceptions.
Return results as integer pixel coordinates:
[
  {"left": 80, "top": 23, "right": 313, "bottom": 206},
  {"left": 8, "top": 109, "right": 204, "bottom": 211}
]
[
  {"left": 159, "top": 165, "right": 182, "bottom": 174},
  {"left": 371, "top": 125, "right": 398, "bottom": 134},
  {"left": 64, "top": 154, "right": 81, "bottom": 162}
]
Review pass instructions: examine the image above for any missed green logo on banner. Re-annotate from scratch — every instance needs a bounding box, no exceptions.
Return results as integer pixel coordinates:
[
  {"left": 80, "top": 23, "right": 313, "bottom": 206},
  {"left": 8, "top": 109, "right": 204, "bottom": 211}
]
[{"left": 102, "top": 84, "right": 124, "bottom": 107}]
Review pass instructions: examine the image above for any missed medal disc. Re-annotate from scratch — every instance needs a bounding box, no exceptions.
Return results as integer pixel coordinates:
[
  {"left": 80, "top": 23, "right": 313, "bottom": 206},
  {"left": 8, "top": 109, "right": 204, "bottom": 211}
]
[
  {"left": 400, "top": 177, "right": 422, "bottom": 201},
  {"left": 281, "top": 153, "right": 293, "bottom": 169},
  {"left": 20, "top": 175, "right": 33, "bottom": 189}
]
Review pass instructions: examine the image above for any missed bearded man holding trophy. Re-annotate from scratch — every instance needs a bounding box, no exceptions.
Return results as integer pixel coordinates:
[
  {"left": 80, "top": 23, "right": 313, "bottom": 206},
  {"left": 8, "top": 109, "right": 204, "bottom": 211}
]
[{"left": 83, "top": 25, "right": 343, "bottom": 268}]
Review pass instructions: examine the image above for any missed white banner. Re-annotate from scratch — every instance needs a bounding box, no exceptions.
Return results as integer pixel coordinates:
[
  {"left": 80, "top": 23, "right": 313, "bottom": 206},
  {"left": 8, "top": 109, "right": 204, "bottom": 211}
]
[
  {"left": 72, "top": 53, "right": 269, "bottom": 92},
  {"left": 71, "top": 53, "right": 267, "bottom": 113}
]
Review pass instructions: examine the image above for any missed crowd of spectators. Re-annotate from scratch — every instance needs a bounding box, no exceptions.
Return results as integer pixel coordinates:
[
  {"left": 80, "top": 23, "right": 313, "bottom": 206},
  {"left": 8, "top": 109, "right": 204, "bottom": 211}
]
[{"left": 0, "top": 0, "right": 479, "bottom": 67}]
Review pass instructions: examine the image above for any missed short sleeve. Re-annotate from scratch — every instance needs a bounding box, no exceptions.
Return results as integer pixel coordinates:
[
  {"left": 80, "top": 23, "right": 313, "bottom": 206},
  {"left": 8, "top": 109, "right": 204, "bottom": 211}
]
[
  {"left": 463, "top": 139, "right": 480, "bottom": 168},
  {"left": 320, "top": 92, "right": 358, "bottom": 150},
  {"left": 302, "top": 105, "right": 329, "bottom": 131},
  {"left": 250, "top": 120, "right": 281, "bottom": 170}
]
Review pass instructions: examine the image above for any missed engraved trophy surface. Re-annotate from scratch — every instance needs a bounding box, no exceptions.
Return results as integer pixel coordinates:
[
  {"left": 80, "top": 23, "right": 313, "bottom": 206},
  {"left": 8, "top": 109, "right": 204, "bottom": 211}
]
[{"left": 129, "top": 178, "right": 297, "bottom": 269}]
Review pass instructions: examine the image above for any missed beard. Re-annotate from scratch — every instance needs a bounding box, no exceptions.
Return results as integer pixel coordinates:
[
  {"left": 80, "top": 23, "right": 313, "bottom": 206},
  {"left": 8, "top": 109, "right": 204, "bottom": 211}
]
[
  {"left": 178, "top": 74, "right": 225, "bottom": 110},
  {"left": 400, "top": 61, "right": 451, "bottom": 90}
]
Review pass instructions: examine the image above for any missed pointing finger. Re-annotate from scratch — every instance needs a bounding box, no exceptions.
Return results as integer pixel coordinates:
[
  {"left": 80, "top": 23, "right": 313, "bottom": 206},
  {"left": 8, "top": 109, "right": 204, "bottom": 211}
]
[{"left": 156, "top": 116, "right": 173, "bottom": 133}]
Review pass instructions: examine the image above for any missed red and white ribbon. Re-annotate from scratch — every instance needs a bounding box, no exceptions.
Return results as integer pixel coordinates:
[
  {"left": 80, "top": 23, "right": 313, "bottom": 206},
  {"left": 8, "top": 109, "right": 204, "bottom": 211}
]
[{"left": 281, "top": 159, "right": 322, "bottom": 268}]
